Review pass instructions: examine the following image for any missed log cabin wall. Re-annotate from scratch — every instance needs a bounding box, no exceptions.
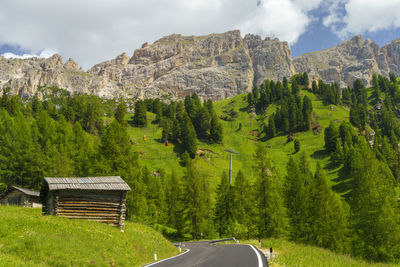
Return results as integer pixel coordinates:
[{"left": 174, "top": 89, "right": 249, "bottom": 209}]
[{"left": 55, "top": 190, "right": 123, "bottom": 226}]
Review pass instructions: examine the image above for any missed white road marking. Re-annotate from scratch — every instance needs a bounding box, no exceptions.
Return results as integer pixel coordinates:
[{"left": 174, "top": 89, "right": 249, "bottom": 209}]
[
  {"left": 248, "top": 245, "right": 263, "bottom": 267},
  {"left": 143, "top": 249, "right": 190, "bottom": 267}
]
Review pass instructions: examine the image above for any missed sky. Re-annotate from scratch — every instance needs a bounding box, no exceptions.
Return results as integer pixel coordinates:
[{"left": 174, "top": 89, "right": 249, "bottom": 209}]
[{"left": 0, "top": 0, "right": 399, "bottom": 69}]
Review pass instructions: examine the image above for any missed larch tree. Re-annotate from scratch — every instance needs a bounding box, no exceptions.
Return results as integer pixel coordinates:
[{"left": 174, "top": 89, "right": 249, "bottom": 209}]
[
  {"left": 214, "top": 172, "right": 234, "bottom": 238},
  {"left": 309, "top": 163, "right": 348, "bottom": 252},
  {"left": 347, "top": 140, "right": 400, "bottom": 262},
  {"left": 253, "top": 144, "right": 287, "bottom": 239}
]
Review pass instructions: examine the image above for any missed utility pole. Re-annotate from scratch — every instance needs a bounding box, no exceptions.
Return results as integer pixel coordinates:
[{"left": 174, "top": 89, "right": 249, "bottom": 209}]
[{"left": 224, "top": 149, "right": 238, "bottom": 185}]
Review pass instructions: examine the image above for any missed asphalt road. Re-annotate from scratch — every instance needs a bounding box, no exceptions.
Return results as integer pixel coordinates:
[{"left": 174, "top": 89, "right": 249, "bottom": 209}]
[{"left": 144, "top": 241, "right": 268, "bottom": 267}]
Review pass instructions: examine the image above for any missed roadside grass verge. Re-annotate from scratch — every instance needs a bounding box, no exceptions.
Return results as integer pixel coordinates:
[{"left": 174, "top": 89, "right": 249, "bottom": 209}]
[{"left": 240, "top": 239, "right": 399, "bottom": 267}]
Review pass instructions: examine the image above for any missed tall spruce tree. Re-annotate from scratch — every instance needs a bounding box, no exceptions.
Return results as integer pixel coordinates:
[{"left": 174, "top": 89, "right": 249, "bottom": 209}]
[
  {"left": 182, "top": 161, "right": 212, "bottom": 239},
  {"left": 233, "top": 170, "right": 256, "bottom": 239},
  {"left": 180, "top": 112, "right": 197, "bottom": 158},
  {"left": 285, "top": 156, "right": 311, "bottom": 242},
  {"left": 347, "top": 140, "right": 400, "bottom": 262},
  {"left": 210, "top": 112, "right": 223, "bottom": 144},
  {"left": 253, "top": 144, "right": 287, "bottom": 238},
  {"left": 133, "top": 100, "right": 147, "bottom": 127},
  {"left": 114, "top": 99, "right": 127, "bottom": 125},
  {"left": 309, "top": 163, "right": 348, "bottom": 252},
  {"left": 324, "top": 121, "right": 339, "bottom": 153},
  {"left": 166, "top": 171, "right": 185, "bottom": 237},
  {"left": 214, "top": 172, "right": 234, "bottom": 237}
]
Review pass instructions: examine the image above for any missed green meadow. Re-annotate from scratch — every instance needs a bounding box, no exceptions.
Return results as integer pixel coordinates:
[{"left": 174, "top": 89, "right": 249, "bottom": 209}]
[
  {"left": 126, "top": 89, "right": 351, "bottom": 191},
  {"left": 0, "top": 206, "right": 178, "bottom": 267}
]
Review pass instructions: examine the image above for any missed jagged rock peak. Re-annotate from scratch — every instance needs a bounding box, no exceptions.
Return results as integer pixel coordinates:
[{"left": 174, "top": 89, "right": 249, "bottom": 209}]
[
  {"left": 64, "top": 58, "right": 78, "bottom": 70},
  {"left": 293, "top": 35, "right": 397, "bottom": 87},
  {"left": 1, "top": 31, "right": 400, "bottom": 101},
  {"left": 115, "top": 52, "right": 130, "bottom": 67}
]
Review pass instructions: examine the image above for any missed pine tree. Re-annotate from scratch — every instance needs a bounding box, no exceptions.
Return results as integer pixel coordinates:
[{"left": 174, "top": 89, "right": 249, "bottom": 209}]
[
  {"left": 253, "top": 144, "right": 287, "bottom": 238},
  {"left": 180, "top": 113, "right": 197, "bottom": 158},
  {"left": 196, "top": 106, "right": 211, "bottom": 138},
  {"left": 331, "top": 138, "right": 344, "bottom": 164},
  {"left": 182, "top": 161, "right": 212, "bottom": 239},
  {"left": 324, "top": 121, "right": 339, "bottom": 153},
  {"left": 133, "top": 100, "right": 147, "bottom": 127},
  {"left": 210, "top": 112, "right": 223, "bottom": 144},
  {"left": 247, "top": 92, "right": 254, "bottom": 110},
  {"left": 96, "top": 119, "right": 144, "bottom": 220},
  {"left": 265, "top": 115, "right": 276, "bottom": 139},
  {"left": 339, "top": 121, "right": 354, "bottom": 147},
  {"left": 302, "top": 72, "right": 309, "bottom": 88},
  {"left": 233, "top": 170, "right": 256, "bottom": 239},
  {"left": 312, "top": 80, "right": 318, "bottom": 93},
  {"left": 72, "top": 122, "right": 93, "bottom": 177},
  {"left": 309, "top": 163, "right": 348, "bottom": 252},
  {"left": 285, "top": 156, "right": 311, "bottom": 242},
  {"left": 142, "top": 167, "right": 168, "bottom": 225},
  {"left": 214, "top": 172, "right": 234, "bottom": 237},
  {"left": 166, "top": 171, "right": 185, "bottom": 237},
  {"left": 353, "top": 79, "right": 364, "bottom": 95},
  {"left": 114, "top": 99, "right": 127, "bottom": 125},
  {"left": 347, "top": 140, "right": 400, "bottom": 262},
  {"left": 160, "top": 117, "right": 173, "bottom": 141},
  {"left": 291, "top": 79, "right": 299, "bottom": 95}
]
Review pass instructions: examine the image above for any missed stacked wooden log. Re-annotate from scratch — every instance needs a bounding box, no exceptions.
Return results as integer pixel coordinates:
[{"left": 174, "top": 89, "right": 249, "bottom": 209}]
[{"left": 54, "top": 191, "right": 124, "bottom": 226}]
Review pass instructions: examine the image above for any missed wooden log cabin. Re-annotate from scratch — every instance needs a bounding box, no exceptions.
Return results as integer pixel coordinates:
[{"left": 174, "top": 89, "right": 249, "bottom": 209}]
[
  {"left": 0, "top": 186, "right": 41, "bottom": 208},
  {"left": 40, "top": 176, "right": 130, "bottom": 228}
]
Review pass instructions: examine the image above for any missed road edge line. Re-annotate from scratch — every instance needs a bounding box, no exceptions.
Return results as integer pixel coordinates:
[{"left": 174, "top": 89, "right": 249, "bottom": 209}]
[
  {"left": 142, "top": 249, "right": 190, "bottom": 267},
  {"left": 248, "top": 244, "right": 263, "bottom": 267}
]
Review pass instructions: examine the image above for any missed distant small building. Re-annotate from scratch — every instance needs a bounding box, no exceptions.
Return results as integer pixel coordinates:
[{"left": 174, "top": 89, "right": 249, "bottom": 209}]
[
  {"left": 40, "top": 176, "right": 130, "bottom": 228},
  {"left": 0, "top": 186, "right": 41, "bottom": 208}
]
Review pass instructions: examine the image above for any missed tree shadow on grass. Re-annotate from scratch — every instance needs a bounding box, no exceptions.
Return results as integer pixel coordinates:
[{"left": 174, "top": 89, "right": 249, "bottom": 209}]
[
  {"left": 310, "top": 149, "right": 329, "bottom": 160},
  {"left": 332, "top": 166, "right": 352, "bottom": 200}
]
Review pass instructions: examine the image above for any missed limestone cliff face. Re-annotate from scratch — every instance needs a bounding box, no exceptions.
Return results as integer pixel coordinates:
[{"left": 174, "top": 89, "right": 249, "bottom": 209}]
[
  {"left": 0, "top": 30, "right": 294, "bottom": 100},
  {"left": 1, "top": 31, "right": 399, "bottom": 100},
  {"left": 293, "top": 35, "right": 400, "bottom": 87}
]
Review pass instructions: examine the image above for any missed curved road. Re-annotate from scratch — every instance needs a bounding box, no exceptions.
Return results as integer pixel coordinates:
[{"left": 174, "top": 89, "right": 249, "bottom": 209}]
[{"left": 144, "top": 241, "right": 268, "bottom": 267}]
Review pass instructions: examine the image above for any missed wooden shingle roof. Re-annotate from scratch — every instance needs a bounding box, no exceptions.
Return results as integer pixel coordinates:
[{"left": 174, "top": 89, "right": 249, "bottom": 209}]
[
  {"left": 12, "top": 186, "right": 40, "bottom": 197},
  {"left": 0, "top": 186, "right": 40, "bottom": 199},
  {"left": 44, "top": 176, "right": 130, "bottom": 191}
]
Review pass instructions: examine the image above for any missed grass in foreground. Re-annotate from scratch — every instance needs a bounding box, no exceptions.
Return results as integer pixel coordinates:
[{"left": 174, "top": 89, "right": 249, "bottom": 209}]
[
  {"left": 0, "top": 206, "right": 178, "bottom": 266},
  {"left": 241, "top": 239, "right": 399, "bottom": 267}
]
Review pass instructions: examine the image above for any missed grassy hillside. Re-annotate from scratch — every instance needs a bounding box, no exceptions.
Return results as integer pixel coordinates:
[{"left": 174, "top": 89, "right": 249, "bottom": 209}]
[
  {"left": 241, "top": 239, "right": 400, "bottom": 267},
  {"left": 127, "top": 89, "right": 350, "bottom": 190},
  {"left": 0, "top": 206, "right": 178, "bottom": 266}
]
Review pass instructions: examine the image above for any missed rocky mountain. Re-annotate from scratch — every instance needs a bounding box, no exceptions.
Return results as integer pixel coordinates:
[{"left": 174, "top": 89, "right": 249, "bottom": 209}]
[
  {"left": 0, "top": 31, "right": 399, "bottom": 100},
  {"left": 293, "top": 35, "right": 400, "bottom": 87}
]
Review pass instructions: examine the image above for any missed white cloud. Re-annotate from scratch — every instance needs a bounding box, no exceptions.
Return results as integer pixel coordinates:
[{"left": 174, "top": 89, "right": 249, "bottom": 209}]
[
  {"left": 322, "top": 0, "right": 346, "bottom": 29},
  {"left": 2, "top": 49, "right": 57, "bottom": 59},
  {"left": 0, "top": 0, "right": 322, "bottom": 69},
  {"left": 341, "top": 0, "right": 400, "bottom": 35},
  {"left": 239, "top": 0, "right": 322, "bottom": 44},
  {"left": 323, "top": 0, "right": 400, "bottom": 37}
]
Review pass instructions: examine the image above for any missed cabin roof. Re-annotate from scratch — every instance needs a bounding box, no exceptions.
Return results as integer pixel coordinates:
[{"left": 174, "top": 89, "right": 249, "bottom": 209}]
[
  {"left": 43, "top": 176, "right": 131, "bottom": 191},
  {"left": 0, "top": 186, "right": 40, "bottom": 200},
  {"left": 11, "top": 186, "right": 40, "bottom": 197}
]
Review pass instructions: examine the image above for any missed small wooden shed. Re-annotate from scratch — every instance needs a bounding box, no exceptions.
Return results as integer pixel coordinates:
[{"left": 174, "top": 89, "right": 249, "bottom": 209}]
[
  {"left": 40, "top": 176, "right": 130, "bottom": 228},
  {"left": 0, "top": 186, "right": 41, "bottom": 208}
]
